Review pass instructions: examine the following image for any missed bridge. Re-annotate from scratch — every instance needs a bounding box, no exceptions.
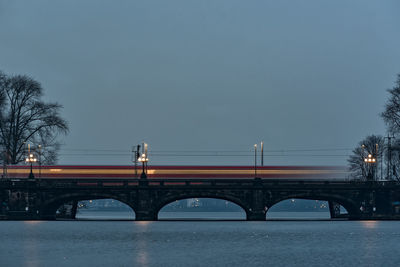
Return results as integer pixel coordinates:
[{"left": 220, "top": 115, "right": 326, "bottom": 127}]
[{"left": 1, "top": 177, "right": 400, "bottom": 220}]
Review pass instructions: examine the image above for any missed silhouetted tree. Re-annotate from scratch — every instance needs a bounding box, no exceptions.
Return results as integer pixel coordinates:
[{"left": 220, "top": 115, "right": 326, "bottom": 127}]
[
  {"left": 382, "top": 74, "right": 400, "bottom": 135},
  {"left": 0, "top": 71, "right": 68, "bottom": 164},
  {"left": 348, "top": 135, "right": 384, "bottom": 181},
  {"left": 385, "top": 138, "right": 400, "bottom": 181}
]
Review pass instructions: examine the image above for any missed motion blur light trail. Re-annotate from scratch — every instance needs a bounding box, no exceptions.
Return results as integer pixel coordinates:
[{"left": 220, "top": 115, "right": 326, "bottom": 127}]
[{"left": 4, "top": 165, "right": 348, "bottom": 180}]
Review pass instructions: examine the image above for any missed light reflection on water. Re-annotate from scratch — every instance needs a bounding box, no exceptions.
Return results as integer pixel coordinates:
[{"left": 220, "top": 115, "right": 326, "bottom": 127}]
[
  {"left": 137, "top": 237, "right": 149, "bottom": 267},
  {"left": 361, "top": 220, "right": 379, "bottom": 229},
  {"left": 1, "top": 215, "right": 399, "bottom": 267}
]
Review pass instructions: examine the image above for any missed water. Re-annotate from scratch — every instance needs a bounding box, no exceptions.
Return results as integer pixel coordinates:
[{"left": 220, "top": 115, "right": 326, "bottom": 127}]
[
  {"left": 75, "top": 211, "right": 331, "bottom": 220},
  {"left": 1, "top": 213, "right": 400, "bottom": 267}
]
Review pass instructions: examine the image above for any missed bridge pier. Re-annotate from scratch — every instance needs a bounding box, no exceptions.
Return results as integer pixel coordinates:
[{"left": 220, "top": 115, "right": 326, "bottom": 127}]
[
  {"left": 246, "top": 188, "right": 267, "bottom": 221},
  {"left": 246, "top": 210, "right": 266, "bottom": 221},
  {"left": 40, "top": 214, "right": 57, "bottom": 220},
  {"left": 71, "top": 200, "right": 78, "bottom": 219},
  {"left": 135, "top": 211, "right": 157, "bottom": 221},
  {"left": 134, "top": 186, "right": 158, "bottom": 221},
  {"left": 328, "top": 201, "right": 341, "bottom": 219}
]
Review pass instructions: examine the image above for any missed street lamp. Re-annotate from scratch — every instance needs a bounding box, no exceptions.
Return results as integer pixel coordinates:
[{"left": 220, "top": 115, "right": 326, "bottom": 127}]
[
  {"left": 138, "top": 153, "right": 148, "bottom": 179},
  {"left": 138, "top": 143, "right": 149, "bottom": 179},
  {"left": 254, "top": 144, "right": 257, "bottom": 178},
  {"left": 364, "top": 154, "right": 376, "bottom": 181},
  {"left": 38, "top": 144, "right": 42, "bottom": 178},
  {"left": 364, "top": 153, "right": 376, "bottom": 163},
  {"left": 25, "top": 152, "right": 37, "bottom": 179},
  {"left": 261, "top": 141, "right": 264, "bottom": 166},
  {"left": 361, "top": 144, "right": 365, "bottom": 179}
]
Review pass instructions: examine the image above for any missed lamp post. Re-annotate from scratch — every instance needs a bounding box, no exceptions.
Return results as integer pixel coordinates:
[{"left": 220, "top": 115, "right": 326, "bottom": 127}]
[
  {"left": 254, "top": 144, "right": 257, "bottom": 178},
  {"left": 25, "top": 144, "right": 37, "bottom": 179},
  {"left": 138, "top": 143, "right": 149, "bottom": 179},
  {"left": 364, "top": 153, "right": 376, "bottom": 181},
  {"left": 138, "top": 153, "right": 148, "bottom": 179},
  {"left": 361, "top": 144, "right": 365, "bottom": 179},
  {"left": 261, "top": 141, "right": 264, "bottom": 166},
  {"left": 375, "top": 143, "right": 380, "bottom": 180},
  {"left": 38, "top": 144, "right": 42, "bottom": 179}
]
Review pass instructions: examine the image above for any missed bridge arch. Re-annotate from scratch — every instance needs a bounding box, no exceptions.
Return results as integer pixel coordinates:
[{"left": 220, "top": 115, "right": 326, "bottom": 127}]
[
  {"left": 266, "top": 193, "right": 360, "bottom": 219},
  {"left": 154, "top": 193, "right": 250, "bottom": 220},
  {"left": 40, "top": 192, "right": 137, "bottom": 220}
]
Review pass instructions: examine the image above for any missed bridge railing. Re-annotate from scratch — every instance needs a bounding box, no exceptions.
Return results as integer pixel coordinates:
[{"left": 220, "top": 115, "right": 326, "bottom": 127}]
[{"left": 0, "top": 178, "right": 399, "bottom": 189}]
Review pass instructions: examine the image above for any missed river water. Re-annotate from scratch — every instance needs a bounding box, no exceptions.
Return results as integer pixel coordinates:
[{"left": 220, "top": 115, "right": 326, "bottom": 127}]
[{"left": 1, "top": 212, "right": 400, "bottom": 267}]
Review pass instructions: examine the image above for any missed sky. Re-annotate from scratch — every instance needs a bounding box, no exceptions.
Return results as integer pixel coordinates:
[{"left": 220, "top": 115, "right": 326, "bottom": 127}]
[{"left": 0, "top": 0, "right": 400, "bottom": 166}]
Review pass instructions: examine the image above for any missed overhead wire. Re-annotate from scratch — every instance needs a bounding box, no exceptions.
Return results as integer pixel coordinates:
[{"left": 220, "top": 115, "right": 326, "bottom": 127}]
[
  {"left": 56, "top": 146, "right": 353, "bottom": 160},
  {"left": 58, "top": 147, "right": 353, "bottom": 153}
]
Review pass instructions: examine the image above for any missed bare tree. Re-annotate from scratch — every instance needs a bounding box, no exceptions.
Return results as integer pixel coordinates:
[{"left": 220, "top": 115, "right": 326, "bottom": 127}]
[
  {"left": 385, "top": 137, "right": 400, "bottom": 181},
  {"left": 0, "top": 72, "right": 68, "bottom": 164},
  {"left": 348, "top": 135, "right": 384, "bottom": 181},
  {"left": 381, "top": 74, "right": 400, "bottom": 135}
]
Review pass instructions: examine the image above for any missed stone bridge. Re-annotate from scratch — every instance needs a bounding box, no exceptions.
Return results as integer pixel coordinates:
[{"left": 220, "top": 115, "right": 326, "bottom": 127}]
[{"left": 1, "top": 178, "right": 400, "bottom": 220}]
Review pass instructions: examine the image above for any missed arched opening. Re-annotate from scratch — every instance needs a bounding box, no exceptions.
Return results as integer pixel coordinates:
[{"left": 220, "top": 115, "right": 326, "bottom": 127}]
[
  {"left": 75, "top": 199, "right": 135, "bottom": 220},
  {"left": 53, "top": 198, "right": 135, "bottom": 220},
  {"left": 266, "top": 198, "right": 348, "bottom": 220},
  {"left": 158, "top": 198, "right": 246, "bottom": 220}
]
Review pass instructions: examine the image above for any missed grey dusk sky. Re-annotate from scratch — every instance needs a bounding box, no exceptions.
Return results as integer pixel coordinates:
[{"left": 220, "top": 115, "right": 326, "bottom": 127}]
[{"left": 1, "top": 0, "right": 400, "bottom": 166}]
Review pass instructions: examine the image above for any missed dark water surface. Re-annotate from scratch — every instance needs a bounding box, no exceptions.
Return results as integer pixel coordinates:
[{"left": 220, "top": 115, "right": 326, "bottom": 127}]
[{"left": 1, "top": 213, "right": 400, "bottom": 267}]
